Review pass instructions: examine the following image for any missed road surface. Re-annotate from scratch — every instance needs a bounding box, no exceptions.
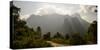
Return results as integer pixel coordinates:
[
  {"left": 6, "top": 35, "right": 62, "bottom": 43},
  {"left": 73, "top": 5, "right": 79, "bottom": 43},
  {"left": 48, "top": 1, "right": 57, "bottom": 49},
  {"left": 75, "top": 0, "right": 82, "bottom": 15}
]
[{"left": 46, "top": 41, "right": 65, "bottom": 47}]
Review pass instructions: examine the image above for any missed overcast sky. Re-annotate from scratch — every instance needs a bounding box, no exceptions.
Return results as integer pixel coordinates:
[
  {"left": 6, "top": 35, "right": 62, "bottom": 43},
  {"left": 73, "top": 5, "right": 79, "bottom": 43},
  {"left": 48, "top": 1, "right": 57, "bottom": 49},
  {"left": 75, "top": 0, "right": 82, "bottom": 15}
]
[{"left": 13, "top": 1, "right": 97, "bottom": 23}]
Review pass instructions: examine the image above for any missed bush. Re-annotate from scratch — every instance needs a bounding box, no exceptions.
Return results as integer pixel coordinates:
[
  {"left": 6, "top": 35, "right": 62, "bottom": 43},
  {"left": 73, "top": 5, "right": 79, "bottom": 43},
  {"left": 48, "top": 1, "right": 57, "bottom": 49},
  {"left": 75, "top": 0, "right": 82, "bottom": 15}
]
[
  {"left": 69, "top": 33, "right": 86, "bottom": 45},
  {"left": 12, "top": 37, "right": 52, "bottom": 49},
  {"left": 51, "top": 38, "right": 70, "bottom": 45}
]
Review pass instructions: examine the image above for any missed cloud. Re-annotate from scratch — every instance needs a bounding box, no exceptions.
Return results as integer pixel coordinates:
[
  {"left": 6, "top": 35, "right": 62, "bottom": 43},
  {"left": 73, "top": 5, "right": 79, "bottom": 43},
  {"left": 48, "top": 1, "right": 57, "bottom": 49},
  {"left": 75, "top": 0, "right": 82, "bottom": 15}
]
[
  {"left": 79, "top": 5, "right": 97, "bottom": 23},
  {"left": 34, "top": 4, "right": 72, "bottom": 16},
  {"left": 20, "top": 14, "right": 31, "bottom": 20},
  {"left": 18, "top": 3, "right": 97, "bottom": 23}
]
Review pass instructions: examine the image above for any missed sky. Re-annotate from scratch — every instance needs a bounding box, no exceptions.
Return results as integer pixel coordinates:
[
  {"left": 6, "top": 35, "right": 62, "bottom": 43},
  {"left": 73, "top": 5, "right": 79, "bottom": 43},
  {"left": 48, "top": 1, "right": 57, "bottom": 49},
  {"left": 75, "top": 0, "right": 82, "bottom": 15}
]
[{"left": 13, "top": 1, "right": 97, "bottom": 23}]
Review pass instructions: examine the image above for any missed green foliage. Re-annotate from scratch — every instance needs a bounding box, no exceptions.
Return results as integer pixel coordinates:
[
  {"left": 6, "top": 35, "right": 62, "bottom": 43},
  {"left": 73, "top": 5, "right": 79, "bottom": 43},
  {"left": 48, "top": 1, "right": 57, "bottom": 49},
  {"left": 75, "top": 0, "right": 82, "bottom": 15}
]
[
  {"left": 87, "top": 21, "right": 97, "bottom": 44},
  {"left": 84, "top": 32, "right": 94, "bottom": 44},
  {"left": 53, "top": 32, "right": 64, "bottom": 39},
  {"left": 12, "top": 38, "right": 52, "bottom": 49},
  {"left": 51, "top": 33, "right": 70, "bottom": 45},
  {"left": 65, "top": 34, "right": 70, "bottom": 39},
  {"left": 37, "top": 26, "right": 41, "bottom": 32},
  {"left": 88, "top": 21, "right": 97, "bottom": 35},
  {"left": 11, "top": 2, "right": 97, "bottom": 48},
  {"left": 69, "top": 33, "right": 86, "bottom": 45},
  {"left": 43, "top": 32, "right": 51, "bottom": 40},
  {"left": 84, "top": 21, "right": 97, "bottom": 44},
  {"left": 51, "top": 38, "right": 70, "bottom": 45},
  {"left": 11, "top": 3, "right": 52, "bottom": 49},
  {"left": 36, "top": 26, "right": 42, "bottom": 37}
]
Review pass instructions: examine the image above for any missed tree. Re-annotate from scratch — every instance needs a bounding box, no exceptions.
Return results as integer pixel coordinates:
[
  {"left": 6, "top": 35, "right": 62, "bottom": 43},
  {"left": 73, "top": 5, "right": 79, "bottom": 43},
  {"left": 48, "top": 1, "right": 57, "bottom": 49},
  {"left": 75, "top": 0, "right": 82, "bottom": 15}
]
[
  {"left": 37, "top": 26, "right": 41, "bottom": 32},
  {"left": 53, "top": 32, "right": 63, "bottom": 39},
  {"left": 10, "top": 1, "right": 21, "bottom": 41},
  {"left": 43, "top": 32, "right": 51, "bottom": 40},
  {"left": 70, "top": 33, "right": 86, "bottom": 45},
  {"left": 10, "top": 1, "right": 52, "bottom": 49},
  {"left": 65, "top": 34, "right": 70, "bottom": 39},
  {"left": 87, "top": 21, "right": 97, "bottom": 44},
  {"left": 36, "top": 26, "right": 42, "bottom": 37}
]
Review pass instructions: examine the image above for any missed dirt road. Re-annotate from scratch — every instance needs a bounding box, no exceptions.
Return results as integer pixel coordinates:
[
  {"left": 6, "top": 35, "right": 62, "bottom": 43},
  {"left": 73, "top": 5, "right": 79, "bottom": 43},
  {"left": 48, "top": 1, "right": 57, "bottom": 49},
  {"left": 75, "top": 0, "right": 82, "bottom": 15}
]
[{"left": 46, "top": 41, "right": 65, "bottom": 47}]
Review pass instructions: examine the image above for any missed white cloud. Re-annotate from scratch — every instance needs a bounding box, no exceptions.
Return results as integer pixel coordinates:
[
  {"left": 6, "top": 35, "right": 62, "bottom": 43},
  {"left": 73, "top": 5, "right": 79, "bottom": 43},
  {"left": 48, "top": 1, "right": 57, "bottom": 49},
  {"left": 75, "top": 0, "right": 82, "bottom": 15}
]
[
  {"left": 18, "top": 3, "right": 97, "bottom": 23},
  {"left": 34, "top": 4, "right": 72, "bottom": 16},
  {"left": 79, "top": 5, "right": 97, "bottom": 23},
  {"left": 20, "top": 14, "right": 31, "bottom": 20}
]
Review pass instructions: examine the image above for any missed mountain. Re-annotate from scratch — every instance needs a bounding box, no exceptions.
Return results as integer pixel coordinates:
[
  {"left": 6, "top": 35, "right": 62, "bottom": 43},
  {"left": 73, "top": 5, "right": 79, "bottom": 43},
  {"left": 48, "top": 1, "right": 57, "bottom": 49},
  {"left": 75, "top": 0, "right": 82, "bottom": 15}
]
[
  {"left": 26, "top": 14, "right": 89, "bottom": 36},
  {"left": 63, "top": 13, "right": 89, "bottom": 35}
]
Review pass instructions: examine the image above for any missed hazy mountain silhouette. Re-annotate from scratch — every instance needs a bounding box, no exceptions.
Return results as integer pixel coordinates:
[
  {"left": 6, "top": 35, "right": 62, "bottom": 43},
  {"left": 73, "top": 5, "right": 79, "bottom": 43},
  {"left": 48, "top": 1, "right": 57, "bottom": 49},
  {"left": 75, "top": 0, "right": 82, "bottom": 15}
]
[
  {"left": 63, "top": 13, "right": 89, "bottom": 35},
  {"left": 26, "top": 13, "right": 89, "bottom": 36}
]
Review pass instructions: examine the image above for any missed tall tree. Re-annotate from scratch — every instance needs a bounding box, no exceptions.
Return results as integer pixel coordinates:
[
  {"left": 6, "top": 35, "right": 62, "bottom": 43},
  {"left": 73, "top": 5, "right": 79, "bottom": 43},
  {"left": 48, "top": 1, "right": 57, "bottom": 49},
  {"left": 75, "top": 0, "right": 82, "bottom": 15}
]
[
  {"left": 10, "top": 2, "right": 52, "bottom": 49},
  {"left": 36, "top": 26, "right": 42, "bottom": 37},
  {"left": 10, "top": 1, "right": 21, "bottom": 41},
  {"left": 65, "top": 34, "right": 70, "bottom": 39},
  {"left": 87, "top": 21, "right": 97, "bottom": 44},
  {"left": 43, "top": 32, "right": 51, "bottom": 40}
]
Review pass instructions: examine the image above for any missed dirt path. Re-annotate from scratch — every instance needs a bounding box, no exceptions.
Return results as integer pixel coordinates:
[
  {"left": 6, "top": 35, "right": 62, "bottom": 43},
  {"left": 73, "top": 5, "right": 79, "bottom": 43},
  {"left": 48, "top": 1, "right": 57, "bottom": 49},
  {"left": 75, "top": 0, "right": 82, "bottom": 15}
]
[{"left": 46, "top": 41, "right": 65, "bottom": 47}]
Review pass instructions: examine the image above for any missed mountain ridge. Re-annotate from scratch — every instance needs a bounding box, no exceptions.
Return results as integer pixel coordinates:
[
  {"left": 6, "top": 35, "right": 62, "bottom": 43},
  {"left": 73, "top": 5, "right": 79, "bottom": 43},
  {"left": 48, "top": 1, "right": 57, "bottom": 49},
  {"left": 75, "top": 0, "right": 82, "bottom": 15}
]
[{"left": 26, "top": 14, "right": 89, "bottom": 36}]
